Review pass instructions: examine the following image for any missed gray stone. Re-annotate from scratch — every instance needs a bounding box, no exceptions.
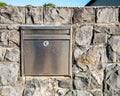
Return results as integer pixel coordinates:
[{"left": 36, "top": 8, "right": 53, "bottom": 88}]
[
  {"left": 57, "top": 88, "right": 69, "bottom": 96},
  {"left": 0, "top": 25, "right": 7, "bottom": 30},
  {"left": 64, "top": 90, "right": 78, "bottom": 96},
  {"left": 88, "top": 73, "right": 102, "bottom": 89},
  {"left": 74, "top": 46, "right": 85, "bottom": 59},
  {"left": 74, "top": 46, "right": 107, "bottom": 71},
  {"left": 72, "top": 90, "right": 77, "bottom": 96},
  {"left": 0, "top": 63, "right": 19, "bottom": 86},
  {"left": 0, "top": 46, "right": 6, "bottom": 61},
  {"left": 74, "top": 77, "right": 89, "bottom": 90},
  {"left": 5, "top": 48, "right": 20, "bottom": 62},
  {"left": 73, "top": 8, "right": 94, "bottom": 23},
  {"left": 0, "top": 30, "right": 19, "bottom": 46},
  {"left": 0, "top": 6, "right": 25, "bottom": 24},
  {"left": 0, "top": 25, "right": 19, "bottom": 30},
  {"left": 7, "top": 25, "right": 19, "bottom": 30},
  {"left": 26, "top": 6, "right": 43, "bottom": 24},
  {"left": 64, "top": 90, "right": 72, "bottom": 96},
  {"left": 74, "top": 46, "right": 92, "bottom": 71},
  {"left": 104, "top": 64, "right": 120, "bottom": 96},
  {"left": 77, "top": 64, "right": 89, "bottom": 72},
  {"left": 75, "top": 25, "right": 93, "bottom": 45},
  {"left": 90, "top": 70, "right": 104, "bottom": 86},
  {"left": 75, "top": 72, "right": 88, "bottom": 78},
  {"left": 90, "top": 89, "right": 102, "bottom": 96},
  {"left": 72, "top": 64, "right": 80, "bottom": 74},
  {"left": 93, "top": 32, "right": 107, "bottom": 45},
  {"left": 0, "top": 31, "right": 9, "bottom": 45},
  {"left": 76, "top": 90, "right": 92, "bottom": 96},
  {"left": 97, "top": 8, "right": 119, "bottom": 23},
  {"left": 109, "top": 24, "right": 120, "bottom": 34},
  {"left": 74, "top": 46, "right": 93, "bottom": 59},
  {"left": 94, "top": 25, "right": 109, "bottom": 34},
  {"left": 24, "top": 79, "right": 57, "bottom": 96},
  {"left": 44, "top": 7, "right": 73, "bottom": 25},
  {"left": 107, "top": 36, "right": 120, "bottom": 62},
  {"left": 58, "top": 80, "right": 72, "bottom": 88},
  {"left": 0, "top": 86, "right": 22, "bottom": 96},
  {"left": 23, "top": 88, "right": 35, "bottom": 96},
  {"left": 74, "top": 72, "right": 101, "bottom": 90},
  {"left": 105, "top": 64, "right": 120, "bottom": 89},
  {"left": 93, "top": 25, "right": 108, "bottom": 45},
  {"left": 74, "top": 66, "right": 103, "bottom": 90},
  {"left": 8, "top": 31, "right": 19, "bottom": 46}
]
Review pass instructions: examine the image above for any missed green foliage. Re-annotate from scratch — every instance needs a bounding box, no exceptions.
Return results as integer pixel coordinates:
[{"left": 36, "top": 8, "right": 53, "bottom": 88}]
[
  {"left": 43, "top": 3, "right": 55, "bottom": 7},
  {"left": 0, "top": 2, "right": 8, "bottom": 6},
  {"left": 26, "top": 5, "right": 33, "bottom": 7}
]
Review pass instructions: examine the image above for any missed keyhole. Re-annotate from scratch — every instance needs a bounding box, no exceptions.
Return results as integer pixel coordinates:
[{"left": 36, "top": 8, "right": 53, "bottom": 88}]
[{"left": 43, "top": 41, "right": 49, "bottom": 47}]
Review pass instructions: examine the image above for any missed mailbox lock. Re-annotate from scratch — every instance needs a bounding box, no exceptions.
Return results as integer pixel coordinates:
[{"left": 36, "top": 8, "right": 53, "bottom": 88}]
[{"left": 43, "top": 41, "right": 49, "bottom": 47}]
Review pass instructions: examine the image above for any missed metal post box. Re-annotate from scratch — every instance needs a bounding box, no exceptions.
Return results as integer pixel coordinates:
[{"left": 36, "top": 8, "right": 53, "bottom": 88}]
[{"left": 20, "top": 26, "right": 72, "bottom": 76}]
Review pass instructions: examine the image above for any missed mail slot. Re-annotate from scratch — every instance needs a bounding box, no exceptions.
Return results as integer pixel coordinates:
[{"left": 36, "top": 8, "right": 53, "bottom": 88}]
[{"left": 20, "top": 26, "right": 72, "bottom": 76}]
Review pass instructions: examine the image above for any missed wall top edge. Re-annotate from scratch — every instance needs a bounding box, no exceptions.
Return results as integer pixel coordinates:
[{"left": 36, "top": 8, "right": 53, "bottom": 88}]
[{"left": 0, "top": 6, "right": 120, "bottom": 8}]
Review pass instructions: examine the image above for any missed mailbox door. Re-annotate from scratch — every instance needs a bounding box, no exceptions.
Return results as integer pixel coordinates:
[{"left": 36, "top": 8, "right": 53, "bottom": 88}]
[{"left": 23, "top": 39, "right": 70, "bottom": 76}]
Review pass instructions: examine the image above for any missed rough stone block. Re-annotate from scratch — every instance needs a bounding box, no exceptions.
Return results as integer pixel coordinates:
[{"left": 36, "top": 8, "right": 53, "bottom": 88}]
[
  {"left": 74, "top": 72, "right": 101, "bottom": 90},
  {"left": 0, "top": 6, "right": 25, "bottom": 24},
  {"left": 75, "top": 69, "right": 104, "bottom": 86},
  {"left": 5, "top": 47, "right": 20, "bottom": 62},
  {"left": 72, "top": 64, "right": 80, "bottom": 74},
  {"left": 23, "top": 88, "right": 35, "bottom": 96},
  {"left": 64, "top": 90, "right": 73, "bottom": 96},
  {"left": 0, "top": 25, "right": 7, "bottom": 30},
  {"left": 93, "top": 25, "right": 108, "bottom": 45},
  {"left": 73, "top": 8, "right": 95, "bottom": 23},
  {"left": 0, "top": 30, "right": 19, "bottom": 46},
  {"left": 0, "top": 86, "right": 22, "bottom": 96},
  {"left": 97, "top": 8, "right": 119, "bottom": 23},
  {"left": 0, "top": 63, "right": 19, "bottom": 86},
  {"left": 74, "top": 46, "right": 91, "bottom": 60},
  {"left": 57, "top": 88, "right": 69, "bottom": 96},
  {"left": 0, "top": 46, "right": 6, "bottom": 61},
  {"left": 26, "top": 6, "right": 43, "bottom": 24},
  {"left": 104, "top": 64, "right": 120, "bottom": 96},
  {"left": 74, "top": 46, "right": 107, "bottom": 71},
  {"left": 76, "top": 90, "right": 92, "bottom": 96},
  {"left": 23, "top": 79, "right": 57, "bottom": 96},
  {"left": 75, "top": 25, "right": 93, "bottom": 45},
  {"left": 109, "top": 24, "right": 120, "bottom": 34},
  {"left": 7, "top": 25, "right": 20, "bottom": 30},
  {"left": 44, "top": 7, "right": 73, "bottom": 25},
  {"left": 0, "top": 25, "right": 19, "bottom": 30},
  {"left": 58, "top": 80, "right": 72, "bottom": 88},
  {"left": 90, "top": 90, "right": 102, "bottom": 96},
  {"left": 107, "top": 36, "right": 120, "bottom": 62},
  {"left": 74, "top": 77, "right": 88, "bottom": 90},
  {"left": 93, "top": 32, "right": 107, "bottom": 45},
  {"left": 94, "top": 25, "right": 109, "bottom": 33}
]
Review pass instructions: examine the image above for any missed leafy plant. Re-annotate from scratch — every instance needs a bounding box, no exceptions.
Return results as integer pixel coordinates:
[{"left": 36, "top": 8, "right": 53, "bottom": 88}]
[
  {"left": 43, "top": 3, "right": 55, "bottom": 7},
  {"left": 26, "top": 5, "right": 33, "bottom": 6},
  {"left": 0, "top": 2, "right": 8, "bottom": 6}
]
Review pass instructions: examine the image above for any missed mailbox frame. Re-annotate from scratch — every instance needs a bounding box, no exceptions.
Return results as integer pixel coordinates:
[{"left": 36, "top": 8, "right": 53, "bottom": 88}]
[{"left": 20, "top": 26, "right": 72, "bottom": 77}]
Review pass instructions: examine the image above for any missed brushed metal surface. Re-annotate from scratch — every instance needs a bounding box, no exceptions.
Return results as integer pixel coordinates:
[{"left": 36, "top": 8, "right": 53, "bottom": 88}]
[
  {"left": 20, "top": 26, "right": 72, "bottom": 76},
  {"left": 24, "top": 29, "right": 70, "bottom": 35},
  {"left": 23, "top": 35, "right": 70, "bottom": 39},
  {"left": 24, "top": 40, "right": 69, "bottom": 75},
  {"left": 21, "top": 26, "right": 71, "bottom": 30}
]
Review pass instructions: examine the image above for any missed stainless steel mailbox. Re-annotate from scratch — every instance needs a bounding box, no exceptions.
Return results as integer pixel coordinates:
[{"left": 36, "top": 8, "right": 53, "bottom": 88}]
[{"left": 20, "top": 26, "right": 72, "bottom": 76}]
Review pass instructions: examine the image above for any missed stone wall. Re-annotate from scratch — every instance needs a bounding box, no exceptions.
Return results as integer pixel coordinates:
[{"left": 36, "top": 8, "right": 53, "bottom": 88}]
[{"left": 0, "top": 6, "right": 120, "bottom": 96}]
